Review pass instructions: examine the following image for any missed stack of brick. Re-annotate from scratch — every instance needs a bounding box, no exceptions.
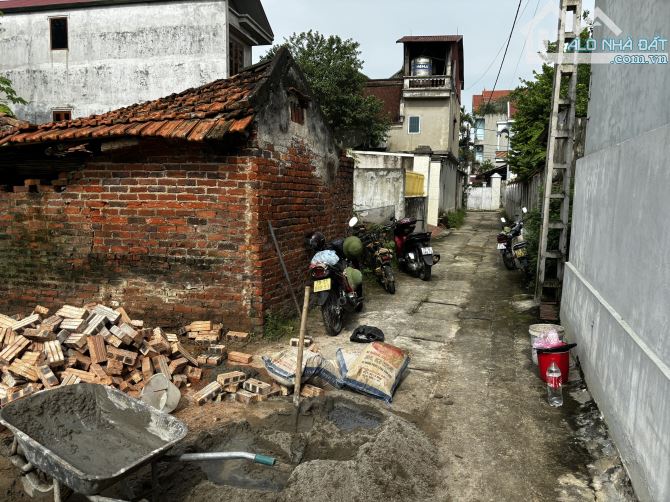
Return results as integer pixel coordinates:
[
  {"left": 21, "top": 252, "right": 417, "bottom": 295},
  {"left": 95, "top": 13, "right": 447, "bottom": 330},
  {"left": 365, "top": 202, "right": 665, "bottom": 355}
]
[
  {"left": 192, "top": 370, "right": 286, "bottom": 406},
  {"left": 0, "top": 303, "right": 204, "bottom": 407}
]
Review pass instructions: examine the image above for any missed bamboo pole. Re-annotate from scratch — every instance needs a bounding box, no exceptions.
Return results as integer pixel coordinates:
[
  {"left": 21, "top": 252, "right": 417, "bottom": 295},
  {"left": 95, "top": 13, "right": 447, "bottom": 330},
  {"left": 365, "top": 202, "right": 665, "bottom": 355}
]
[{"left": 293, "top": 286, "right": 311, "bottom": 408}]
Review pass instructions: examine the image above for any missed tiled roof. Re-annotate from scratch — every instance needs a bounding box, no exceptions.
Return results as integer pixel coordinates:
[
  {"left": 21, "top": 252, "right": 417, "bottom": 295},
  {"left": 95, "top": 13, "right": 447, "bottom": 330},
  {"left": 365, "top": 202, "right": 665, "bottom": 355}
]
[
  {"left": 472, "top": 90, "right": 513, "bottom": 113},
  {"left": 0, "top": 57, "right": 275, "bottom": 147},
  {"left": 396, "top": 35, "right": 463, "bottom": 44},
  {"left": 364, "top": 80, "right": 403, "bottom": 123}
]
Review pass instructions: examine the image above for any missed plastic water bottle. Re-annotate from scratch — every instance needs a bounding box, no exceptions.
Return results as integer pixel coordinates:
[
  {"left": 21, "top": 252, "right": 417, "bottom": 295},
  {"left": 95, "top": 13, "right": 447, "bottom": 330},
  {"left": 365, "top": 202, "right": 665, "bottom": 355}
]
[{"left": 546, "top": 362, "right": 563, "bottom": 407}]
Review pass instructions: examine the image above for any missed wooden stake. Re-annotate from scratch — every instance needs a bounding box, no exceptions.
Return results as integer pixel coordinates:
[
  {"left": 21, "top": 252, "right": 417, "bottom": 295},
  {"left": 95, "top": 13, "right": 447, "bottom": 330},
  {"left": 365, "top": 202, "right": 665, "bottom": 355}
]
[{"left": 293, "top": 286, "right": 311, "bottom": 408}]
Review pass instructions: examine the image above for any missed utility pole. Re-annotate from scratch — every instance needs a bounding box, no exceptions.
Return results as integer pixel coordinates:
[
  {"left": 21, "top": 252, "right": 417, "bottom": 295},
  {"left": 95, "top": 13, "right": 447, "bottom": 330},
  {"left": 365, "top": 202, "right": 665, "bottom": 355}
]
[{"left": 535, "top": 0, "right": 583, "bottom": 321}]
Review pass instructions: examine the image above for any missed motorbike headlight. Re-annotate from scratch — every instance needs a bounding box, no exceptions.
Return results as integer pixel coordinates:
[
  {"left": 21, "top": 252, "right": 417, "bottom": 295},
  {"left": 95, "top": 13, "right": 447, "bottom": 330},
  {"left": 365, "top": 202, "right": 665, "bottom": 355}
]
[{"left": 408, "top": 252, "right": 415, "bottom": 259}]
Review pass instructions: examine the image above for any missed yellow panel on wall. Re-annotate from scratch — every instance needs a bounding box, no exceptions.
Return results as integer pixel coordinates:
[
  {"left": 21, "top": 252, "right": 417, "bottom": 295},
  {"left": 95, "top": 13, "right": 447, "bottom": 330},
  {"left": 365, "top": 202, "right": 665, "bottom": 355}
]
[{"left": 405, "top": 171, "right": 425, "bottom": 197}]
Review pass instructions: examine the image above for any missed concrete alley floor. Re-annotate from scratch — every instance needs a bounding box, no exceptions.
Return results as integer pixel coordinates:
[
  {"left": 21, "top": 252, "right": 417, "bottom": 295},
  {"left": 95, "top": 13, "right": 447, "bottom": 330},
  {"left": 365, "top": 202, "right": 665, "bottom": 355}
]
[{"left": 261, "top": 210, "right": 635, "bottom": 501}]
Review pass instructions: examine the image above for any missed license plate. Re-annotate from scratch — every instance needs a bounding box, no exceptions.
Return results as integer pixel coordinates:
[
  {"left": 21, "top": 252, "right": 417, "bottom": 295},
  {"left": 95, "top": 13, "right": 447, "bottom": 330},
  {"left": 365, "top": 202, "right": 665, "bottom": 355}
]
[
  {"left": 514, "top": 248, "right": 528, "bottom": 258},
  {"left": 497, "top": 243, "right": 506, "bottom": 250},
  {"left": 421, "top": 247, "right": 433, "bottom": 255},
  {"left": 313, "top": 278, "right": 331, "bottom": 293}
]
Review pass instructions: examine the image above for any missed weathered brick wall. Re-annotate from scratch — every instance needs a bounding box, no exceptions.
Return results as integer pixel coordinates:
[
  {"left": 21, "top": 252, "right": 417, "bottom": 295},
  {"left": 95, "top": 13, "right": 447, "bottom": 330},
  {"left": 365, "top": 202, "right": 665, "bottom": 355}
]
[
  {"left": 0, "top": 140, "right": 264, "bottom": 330},
  {"left": 251, "top": 138, "right": 354, "bottom": 319}
]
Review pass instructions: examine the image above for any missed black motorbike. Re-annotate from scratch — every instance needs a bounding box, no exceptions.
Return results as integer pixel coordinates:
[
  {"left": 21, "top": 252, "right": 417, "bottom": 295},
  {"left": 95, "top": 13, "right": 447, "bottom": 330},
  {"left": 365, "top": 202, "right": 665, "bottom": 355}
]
[
  {"left": 497, "top": 207, "right": 530, "bottom": 273},
  {"left": 354, "top": 223, "right": 396, "bottom": 294},
  {"left": 308, "top": 218, "right": 364, "bottom": 336},
  {"left": 391, "top": 217, "right": 440, "bottom": 281}
]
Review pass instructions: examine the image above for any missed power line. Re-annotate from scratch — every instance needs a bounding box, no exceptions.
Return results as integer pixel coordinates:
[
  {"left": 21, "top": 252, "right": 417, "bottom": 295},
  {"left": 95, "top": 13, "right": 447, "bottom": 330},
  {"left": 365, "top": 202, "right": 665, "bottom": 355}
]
[
  {"left": 510, "top": 0, "right": 543, "bottom": 86},
  {"left": 466, "top": 39, "right": 507, "bottom": 91},
  {"left": 484, "top": 0, "right": 525, "bottom": 109}
]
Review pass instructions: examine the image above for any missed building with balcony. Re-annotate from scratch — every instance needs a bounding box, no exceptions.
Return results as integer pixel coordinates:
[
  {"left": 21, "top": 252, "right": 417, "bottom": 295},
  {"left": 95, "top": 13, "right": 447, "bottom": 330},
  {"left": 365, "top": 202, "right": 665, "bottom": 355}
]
[
  {"left": 362, "top": 35, "right": 466, "bottom": 226},
  {"left": 472, "top": 89, "right": 516, "bottom": 178},
  {"left": 0, "top": 0, "right": 273, "bottom": 124}
]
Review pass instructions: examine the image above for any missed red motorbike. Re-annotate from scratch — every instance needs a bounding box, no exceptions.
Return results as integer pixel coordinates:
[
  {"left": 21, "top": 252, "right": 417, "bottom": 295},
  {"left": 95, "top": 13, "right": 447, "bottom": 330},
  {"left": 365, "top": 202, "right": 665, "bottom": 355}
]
[{"left": 391, "top": 217, "right": 440, "bottom": 281}]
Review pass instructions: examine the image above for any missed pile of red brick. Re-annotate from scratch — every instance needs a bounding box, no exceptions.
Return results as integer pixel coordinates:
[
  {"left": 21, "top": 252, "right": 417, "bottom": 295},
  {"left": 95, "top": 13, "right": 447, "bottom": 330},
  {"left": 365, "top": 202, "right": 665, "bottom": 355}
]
[{"left": 0, "top": 303, "right": 223, "bottom": 407}]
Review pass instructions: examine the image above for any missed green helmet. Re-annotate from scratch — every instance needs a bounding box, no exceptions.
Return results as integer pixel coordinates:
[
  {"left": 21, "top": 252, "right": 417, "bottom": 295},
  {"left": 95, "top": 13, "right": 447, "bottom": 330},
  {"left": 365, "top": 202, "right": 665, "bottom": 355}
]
[
  {"left": 344, "top": 267, "right": 363, "bottom": 289},
  {"left": 343, "top": 236, "right": 363, "bottom": 258}
]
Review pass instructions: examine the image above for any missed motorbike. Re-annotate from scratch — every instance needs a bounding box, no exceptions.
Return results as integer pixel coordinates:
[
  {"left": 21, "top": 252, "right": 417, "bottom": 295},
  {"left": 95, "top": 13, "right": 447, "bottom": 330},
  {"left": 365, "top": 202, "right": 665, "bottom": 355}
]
[
  {"left": 390, "top": 216, "right": 440, "bottom": 281},
  {"left": 354, "top": 223, "right": 396, "bottom": 294},
  {"left": 497, "top": 207, "right": 530, "bottom": 272},
  {"left": 308, "top": 217, "right": 364, "bottom": 336}
]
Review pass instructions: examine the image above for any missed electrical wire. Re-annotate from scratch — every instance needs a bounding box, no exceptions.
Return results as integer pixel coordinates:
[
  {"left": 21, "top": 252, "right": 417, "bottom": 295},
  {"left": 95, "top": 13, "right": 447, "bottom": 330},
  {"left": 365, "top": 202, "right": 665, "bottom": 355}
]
[
  {"left": 484, "top": 0, "right": 525, "bottom": 109},
  {"left": 510, "top": 0, "right": 543, "bottom": 86}
]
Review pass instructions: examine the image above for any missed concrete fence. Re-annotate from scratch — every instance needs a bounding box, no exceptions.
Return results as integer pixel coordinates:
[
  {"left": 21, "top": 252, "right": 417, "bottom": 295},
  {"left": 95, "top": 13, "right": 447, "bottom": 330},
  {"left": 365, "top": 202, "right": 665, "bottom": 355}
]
[{"left": 503, "top": 172, "right": 542, "bottom": 217}]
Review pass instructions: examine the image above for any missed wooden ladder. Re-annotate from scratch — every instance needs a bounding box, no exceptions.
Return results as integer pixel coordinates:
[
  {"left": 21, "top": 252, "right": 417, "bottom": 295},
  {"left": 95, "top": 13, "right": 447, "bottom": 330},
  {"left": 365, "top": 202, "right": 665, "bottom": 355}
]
[{"left": 535, "top": 0, "right": 583, "bottom": 321}]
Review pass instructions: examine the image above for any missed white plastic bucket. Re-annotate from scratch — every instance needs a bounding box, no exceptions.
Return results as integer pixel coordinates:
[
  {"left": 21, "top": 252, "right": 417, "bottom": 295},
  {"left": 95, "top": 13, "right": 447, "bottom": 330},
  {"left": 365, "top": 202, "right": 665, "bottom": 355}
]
[
  {"left": 529, "top": 324, "right": 565, "bottom": 365},
  {"left": 141, "top": 373, "right": 181, "bottom": 413}
]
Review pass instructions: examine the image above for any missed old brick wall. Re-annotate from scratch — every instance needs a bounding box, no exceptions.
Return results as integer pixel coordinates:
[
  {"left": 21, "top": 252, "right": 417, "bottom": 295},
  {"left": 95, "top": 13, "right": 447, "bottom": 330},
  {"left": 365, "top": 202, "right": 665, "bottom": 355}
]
[
  {"left": 251, "top": 138, "right": 354, "bottom": 319},
  {"left": 0, "top": 139, "right": 264, "bottom": 331}
]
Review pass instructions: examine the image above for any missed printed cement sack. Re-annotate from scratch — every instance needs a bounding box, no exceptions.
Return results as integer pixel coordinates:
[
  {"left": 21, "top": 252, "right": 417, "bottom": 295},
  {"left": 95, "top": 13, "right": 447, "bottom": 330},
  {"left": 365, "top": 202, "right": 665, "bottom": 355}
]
[
  {"left": 336, "top": 342, "right": 410, "bottom": 403},
  {"left": 309, "top": 357, "right": 344, "bottom": 389},
  {"left": 262, "top": 348, "right": 323, "bottom": 387}
]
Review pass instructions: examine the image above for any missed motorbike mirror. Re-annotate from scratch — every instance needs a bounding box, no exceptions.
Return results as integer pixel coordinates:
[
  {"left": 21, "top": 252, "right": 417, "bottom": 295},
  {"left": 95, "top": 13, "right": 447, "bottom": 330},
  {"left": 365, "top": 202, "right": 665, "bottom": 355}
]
[
  {"left": 348, "top": 216, "right": 359, "bottom": 228},
  {"left": 522, "top": 207, "right": 528, "bottom": 214},
  {"left": 500, "top": 217, "right": 506, "bottom": 223}
]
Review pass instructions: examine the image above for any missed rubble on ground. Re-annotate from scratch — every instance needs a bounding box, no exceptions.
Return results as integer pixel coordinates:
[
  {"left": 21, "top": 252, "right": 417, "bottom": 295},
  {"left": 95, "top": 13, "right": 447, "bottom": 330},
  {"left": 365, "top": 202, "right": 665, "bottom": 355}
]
[{"left": 0, "top": 303, "right": 301, "bottom": 410}]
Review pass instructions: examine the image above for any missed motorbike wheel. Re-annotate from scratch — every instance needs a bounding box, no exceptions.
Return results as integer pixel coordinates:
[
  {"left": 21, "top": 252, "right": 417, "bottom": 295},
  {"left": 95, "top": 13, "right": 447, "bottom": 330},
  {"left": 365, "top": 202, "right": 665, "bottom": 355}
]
[
  {"left": 322, "top": 295, "right": 343, "bottom": 336},
  {"left": 354, "top": 284, "right": 364, "bottom": 312},
  {"left": 383, "top": 265, "right": 396, "bottom": 294},
  {"left": 502, "top": 251, "right": 516, "bottom": 270},
  {"left": 419, "top": 263, "right": 432, "bottom": 281}
]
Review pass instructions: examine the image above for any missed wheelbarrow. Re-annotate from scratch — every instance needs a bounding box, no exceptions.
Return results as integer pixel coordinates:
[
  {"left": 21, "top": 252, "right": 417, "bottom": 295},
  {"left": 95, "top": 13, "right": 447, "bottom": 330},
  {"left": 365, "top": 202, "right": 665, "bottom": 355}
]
[{"left": 0, "top": 383, "right": 276, "bottom": 502}]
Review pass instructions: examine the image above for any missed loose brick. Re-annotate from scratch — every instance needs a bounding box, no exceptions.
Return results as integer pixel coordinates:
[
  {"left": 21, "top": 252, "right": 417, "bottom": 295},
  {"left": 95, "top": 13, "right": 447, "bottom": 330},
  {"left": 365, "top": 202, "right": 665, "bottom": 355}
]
[
  {"left": 8, "top": 360, "right": 39, "bottom": 382},
  {"left": 226, "top": 331, "right": 250, "bottom": 342},
  {"left": 193, "top": 381, "right": 223, "bottom": 405},
  {"left": 12, "top": 314, "right": 40, "bottom": 332},
  {"left": 115, "top": 307, "right": 133, "bottom": 325},
  {"left": 61, "top": 318, "right": 86, "bottom": 332},
  {"left": 0, "top": 335, "right": 31, "bottom": 364},
  {"left": 92, "top": 305, "right": 121, "bottom": 324},
  {"left": 105, "top": 359, "right": 124, "bottom": 376},
  {"left": 62, "top": 368, "right": 97, "bottom": 384},
  {"left": 290, "top": 337, "right": 313, "bottom": 348},
  {"left": 64, "top": 333, "right": 88, "bottom": 351},
  {"left": 206, "top": 354, "right": 223, "bottom": 366},
  {"left": 168, "top": 357, "right": 188, "bottom": 375},
  {"left": 235, "top": 389, "right": 258, "bottom": 405},
  {"left": 300, "top": 384, "right": 325, "bottom": 398},
  {"left": 32, "top": 305, "right": 50, "bottom": 316},
  {"left": 227, "top": 351, "right": 253, "bottom": 364},
  {"left": 141, "top": 357, "right": 154, "bottom": 381},
  {"left": 107, "top": 346, "right": 137, "bottom": 366},
  {"left": 243, "top": 378, "right": 272, "bottom": 396},
  {"left": 43, "top": 340, "right": 65, "bottom": 367},
  {"left": 37, "top": 365, "right": 59, "bottom": 388},
  {"left": 216, "top": 371, "right": 246, "bottom": 387},
  {"left": 152, "top": 355, "right": 170, "bottom": 376},
  {"left": 56, "top": 305, "right": 87, "bottom": 320},
  {"left": 185, "top": 366, "right": 202, "bottom": 383},
  {"left": 174, "top": 342, "right": 198, "bottom": 366},
  {"left": 87, "top": 335, "right": 107, "bottom": 364},
  {"left": 90, "top": 363, "right": 113, "bottom": 385}
]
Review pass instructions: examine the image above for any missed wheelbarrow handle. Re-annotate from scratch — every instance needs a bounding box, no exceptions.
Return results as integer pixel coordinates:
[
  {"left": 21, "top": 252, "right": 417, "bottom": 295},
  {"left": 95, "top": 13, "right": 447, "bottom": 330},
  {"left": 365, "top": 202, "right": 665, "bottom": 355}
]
[{"left": 163, "top": 451, "right": 277, "bottom": 466}]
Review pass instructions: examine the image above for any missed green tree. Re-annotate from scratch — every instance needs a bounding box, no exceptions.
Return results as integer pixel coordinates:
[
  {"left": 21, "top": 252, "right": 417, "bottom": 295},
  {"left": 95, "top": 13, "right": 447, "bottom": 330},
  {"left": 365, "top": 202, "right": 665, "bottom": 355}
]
[
  {"left": 0, "top": 76, "right": 27, "bottom": 116},
  {"left": 262, "top": 31, "right": 389, "bottom": 147},
  {"left": 508, "top": 33, "right": 591, "bottom": 180},
  {"left": 459, "top": 106, "right": 474, "bottom": 167}
]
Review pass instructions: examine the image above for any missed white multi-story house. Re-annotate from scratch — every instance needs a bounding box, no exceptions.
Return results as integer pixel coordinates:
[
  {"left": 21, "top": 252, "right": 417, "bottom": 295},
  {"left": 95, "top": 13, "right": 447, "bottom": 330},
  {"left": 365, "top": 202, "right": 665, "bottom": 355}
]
[
  {"left": 0, "top": 0, "right": 273, "bottom": 124},
  {"left": 471, "top": 89, "right": 516, "bottom": 179}
]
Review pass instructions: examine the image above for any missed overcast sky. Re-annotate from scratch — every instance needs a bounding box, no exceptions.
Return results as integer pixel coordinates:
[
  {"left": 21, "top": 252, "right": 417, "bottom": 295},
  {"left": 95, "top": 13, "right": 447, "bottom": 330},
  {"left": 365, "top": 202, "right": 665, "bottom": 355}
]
[{"left": 255, "top": 0, "right": 595, "bottom": 112}]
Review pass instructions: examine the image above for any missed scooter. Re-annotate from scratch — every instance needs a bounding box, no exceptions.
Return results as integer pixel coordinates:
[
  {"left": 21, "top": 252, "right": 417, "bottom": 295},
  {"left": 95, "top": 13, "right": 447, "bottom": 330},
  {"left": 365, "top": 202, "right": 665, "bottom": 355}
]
[
  {"left": 497, "top": 207, "right": 530, "bottom": 272},
  {"left": 355, "top": 223, "right": 396, "bottom": 294},
  {"left": 391, "top": 217, "right": 440, "bottom": 281},
  {"left": 308, "top": 217, "right": 364, "bottom": 336}
]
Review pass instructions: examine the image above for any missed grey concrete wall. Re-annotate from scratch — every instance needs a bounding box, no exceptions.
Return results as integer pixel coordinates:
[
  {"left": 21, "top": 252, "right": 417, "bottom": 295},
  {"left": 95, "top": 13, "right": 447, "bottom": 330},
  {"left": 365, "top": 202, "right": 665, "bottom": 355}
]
[
  {"left": 352, "top": 151, "right": 413, "bottom": 219},
  {"left": 0, "top": 1, "right": 252, "bottom": 123},
  {"left": 561, "top": 1, "right": 670, "bottom": 500}
]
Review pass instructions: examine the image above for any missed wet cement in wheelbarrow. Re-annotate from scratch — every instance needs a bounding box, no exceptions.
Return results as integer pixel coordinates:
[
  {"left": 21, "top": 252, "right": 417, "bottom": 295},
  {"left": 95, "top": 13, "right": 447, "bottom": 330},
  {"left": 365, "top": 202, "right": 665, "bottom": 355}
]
[
  {"left": 2, "top": 385, "right": 167, "bottom": 478},
  {"left": 151, "top": 396, "right": 440, "bottom": 502}
]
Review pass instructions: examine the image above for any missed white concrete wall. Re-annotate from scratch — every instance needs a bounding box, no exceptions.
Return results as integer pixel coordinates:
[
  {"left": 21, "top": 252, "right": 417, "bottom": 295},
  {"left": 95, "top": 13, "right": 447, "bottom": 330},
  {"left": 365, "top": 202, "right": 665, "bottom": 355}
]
[
  {"left": 352, "top": 151, "right": 414, "bottom": 220},
  {"left": 0, "top": 1, "right": 236, "bottom": 123},
  {"left": 561, "top": 1, "right": 670, "bottom": 500},
  {"left": 467, "top": 174, "right": 501, "bottom": 211}
]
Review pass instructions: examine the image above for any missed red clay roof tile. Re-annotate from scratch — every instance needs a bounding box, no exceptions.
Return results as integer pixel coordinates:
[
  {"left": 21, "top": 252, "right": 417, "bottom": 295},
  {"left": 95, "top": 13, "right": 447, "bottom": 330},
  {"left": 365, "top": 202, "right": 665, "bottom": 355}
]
[{"left": 0, "top": 57, "right": 274, "bottom": 146}]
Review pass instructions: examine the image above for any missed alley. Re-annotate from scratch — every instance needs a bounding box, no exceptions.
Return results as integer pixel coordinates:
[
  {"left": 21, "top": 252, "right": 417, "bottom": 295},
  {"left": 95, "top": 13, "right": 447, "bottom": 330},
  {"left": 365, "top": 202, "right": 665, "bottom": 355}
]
[{"left": 313, "top": 210, "right": 617, "bottom": 501}]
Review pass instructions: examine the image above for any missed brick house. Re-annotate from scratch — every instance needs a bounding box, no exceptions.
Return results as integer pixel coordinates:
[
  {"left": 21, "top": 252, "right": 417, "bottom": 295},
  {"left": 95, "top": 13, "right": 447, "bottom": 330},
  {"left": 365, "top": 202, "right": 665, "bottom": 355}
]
[{"left": 0, "top": 48, "right": 353, "bottom": 331}]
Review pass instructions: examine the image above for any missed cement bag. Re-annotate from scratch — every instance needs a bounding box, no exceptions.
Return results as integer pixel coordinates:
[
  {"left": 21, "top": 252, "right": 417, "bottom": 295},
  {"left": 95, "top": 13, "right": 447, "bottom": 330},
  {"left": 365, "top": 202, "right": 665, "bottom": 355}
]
[
  {"left": 336, "top": 342, "right": 410, "bottom": 403},
  {"left": 262, "top": 348, "right": 323, "bottom": 387},
  {"left": 310, "top": 357, "right": 344, "bottom": 389}
]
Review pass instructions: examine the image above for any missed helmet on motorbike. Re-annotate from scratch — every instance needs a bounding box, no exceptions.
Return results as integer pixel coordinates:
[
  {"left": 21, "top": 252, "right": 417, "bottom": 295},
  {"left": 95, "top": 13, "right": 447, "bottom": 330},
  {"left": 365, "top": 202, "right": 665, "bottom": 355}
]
[
  {"left": 343, "top": 236, "right": 364, "bottom": 258},
  {"left": 307, "top": 231, "right": 326, "bottom": 252}
]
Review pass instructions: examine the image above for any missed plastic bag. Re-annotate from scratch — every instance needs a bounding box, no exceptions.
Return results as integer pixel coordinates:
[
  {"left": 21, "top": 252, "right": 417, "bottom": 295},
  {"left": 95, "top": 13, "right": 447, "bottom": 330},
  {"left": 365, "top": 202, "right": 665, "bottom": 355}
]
[
  {"left": 311, "top": 250, "right": 339, "bottom": 266},
  {"left": 532, "top": 329, "right": 563, "bottom": 349},
  {"left": 336, "top": 342, "right": 409, "bottom": 403}
]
